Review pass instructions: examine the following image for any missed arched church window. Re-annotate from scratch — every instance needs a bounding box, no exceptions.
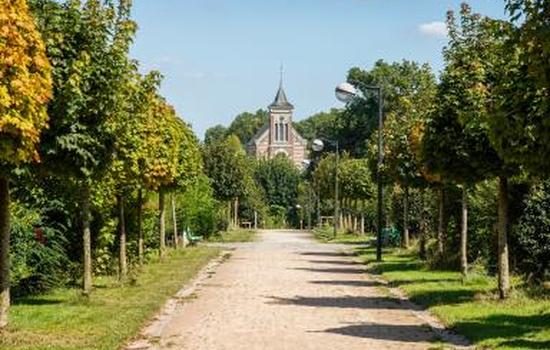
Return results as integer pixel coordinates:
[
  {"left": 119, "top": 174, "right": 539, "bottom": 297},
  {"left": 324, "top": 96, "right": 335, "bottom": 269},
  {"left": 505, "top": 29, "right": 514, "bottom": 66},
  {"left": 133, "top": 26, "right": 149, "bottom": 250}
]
[
  {"left": 285, "top": 124, "right": 289, "bottom": 141},
  {"left": 275, "top": 122, "right": 279, "bottom": 141}
]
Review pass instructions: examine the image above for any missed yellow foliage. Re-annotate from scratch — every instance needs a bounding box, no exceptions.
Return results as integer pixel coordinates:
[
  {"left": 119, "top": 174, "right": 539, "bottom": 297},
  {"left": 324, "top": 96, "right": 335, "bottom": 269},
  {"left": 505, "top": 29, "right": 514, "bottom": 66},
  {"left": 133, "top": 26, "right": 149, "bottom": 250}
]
[{"left": 0, "top": 0, "right": 52, "bottom": 164}]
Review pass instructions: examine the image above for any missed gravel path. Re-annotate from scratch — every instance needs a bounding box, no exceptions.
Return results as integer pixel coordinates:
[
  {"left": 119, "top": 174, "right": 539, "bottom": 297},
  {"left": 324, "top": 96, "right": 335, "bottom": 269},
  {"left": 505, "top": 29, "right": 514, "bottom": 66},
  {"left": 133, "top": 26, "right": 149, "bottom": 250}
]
[{"left": 133, "top": 230, "right": 467, "bottom": 350}]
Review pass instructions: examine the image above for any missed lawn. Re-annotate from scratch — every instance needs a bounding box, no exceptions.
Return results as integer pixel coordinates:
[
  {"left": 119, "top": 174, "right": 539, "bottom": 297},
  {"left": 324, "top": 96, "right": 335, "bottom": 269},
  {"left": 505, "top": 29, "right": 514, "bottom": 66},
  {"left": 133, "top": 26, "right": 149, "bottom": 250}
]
[
  {"left": 0, "top": 247, "right": 220, "bottom": 350},
  {"left": 208, "top": 229, "right": 257, "bottom": 243},
  {"left": 312, "top": 226, "right": 372, "bottom": 245},
  {"left": 356, "top": 247, "right": 550, "bottom": 350}
]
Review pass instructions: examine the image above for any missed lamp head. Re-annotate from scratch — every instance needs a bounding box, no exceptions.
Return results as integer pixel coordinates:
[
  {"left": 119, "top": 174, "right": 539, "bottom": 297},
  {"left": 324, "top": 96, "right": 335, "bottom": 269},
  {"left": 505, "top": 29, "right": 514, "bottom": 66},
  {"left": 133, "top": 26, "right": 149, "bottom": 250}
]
[
  {"left": 312, "top": 139, "right": 324, "bottom": 152},
  {"left": 335, "top": 82, "right": 357, "bottom": 103}
]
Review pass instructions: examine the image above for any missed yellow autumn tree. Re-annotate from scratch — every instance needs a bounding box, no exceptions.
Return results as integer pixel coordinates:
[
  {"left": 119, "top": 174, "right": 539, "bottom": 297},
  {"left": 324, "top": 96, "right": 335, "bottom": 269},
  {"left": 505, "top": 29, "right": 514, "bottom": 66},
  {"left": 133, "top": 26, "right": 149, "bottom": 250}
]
[{"left": 0, "top": 0, "right": 52, "bottom": 328}]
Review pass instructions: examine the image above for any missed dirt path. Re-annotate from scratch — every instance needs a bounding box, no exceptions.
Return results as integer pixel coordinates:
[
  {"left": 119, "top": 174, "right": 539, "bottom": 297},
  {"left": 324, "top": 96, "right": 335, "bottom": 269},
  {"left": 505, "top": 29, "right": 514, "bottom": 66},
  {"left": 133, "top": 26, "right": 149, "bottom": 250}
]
[{"left": 132, "top": 230, "right": 468, "bottom": 350}]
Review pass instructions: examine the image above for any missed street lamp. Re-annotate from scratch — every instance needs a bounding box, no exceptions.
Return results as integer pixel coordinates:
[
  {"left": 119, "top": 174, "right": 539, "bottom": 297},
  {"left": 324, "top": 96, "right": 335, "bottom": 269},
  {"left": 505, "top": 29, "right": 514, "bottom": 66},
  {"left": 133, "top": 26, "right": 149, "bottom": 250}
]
[
  {"left": 335, "top": 80, "right": 384, "bottom": 262},
  {"left": 311, "top": 138, "right": 339, "bottom": 239}
]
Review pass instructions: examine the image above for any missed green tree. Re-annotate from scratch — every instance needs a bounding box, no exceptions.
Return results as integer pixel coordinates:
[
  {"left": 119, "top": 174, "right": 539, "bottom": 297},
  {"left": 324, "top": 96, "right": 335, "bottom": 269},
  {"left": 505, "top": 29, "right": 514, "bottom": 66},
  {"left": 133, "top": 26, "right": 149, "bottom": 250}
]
[
  {"left": 204, "top": 124, "right": 227, "bottom": 146},
  {"left": 353, "top": 60, "right": 436, "bottom": 247},
  {"left": 32, "top": 0, "right": 136, "bottom": 295},
  {"left": 488, "top": 1, "right": 550, "bottom": 176},
  {"left": 0, "top": 0, "right": 52, "bottom": 327},
  {"left": 255, "top": 154, "right": 301, "bottom": 211},
  {"left": 203, "top": 135, "right": 251, "bottom": 227},
  {"left": 294, "top": 109, "right": 340, "bottom": 143},
  {"left": 339, "top": 158, "right": 374, "bottom": 233},
  {"left": 421, "top": 7, "right": 507, "bottom": 275},
  {"left": 226, "top": 109, "right": 269, "bottom": 145},
  {"left": 425, "top": 5, "right": 516, "bottom": 296}
]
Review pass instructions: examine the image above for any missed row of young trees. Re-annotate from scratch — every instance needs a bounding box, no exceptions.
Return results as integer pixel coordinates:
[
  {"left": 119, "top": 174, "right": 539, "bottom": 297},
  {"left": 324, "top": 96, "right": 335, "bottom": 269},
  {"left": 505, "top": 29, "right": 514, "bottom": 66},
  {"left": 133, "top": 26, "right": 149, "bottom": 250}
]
[
  {"left": 0, "top": 0, "right": 202, "bottom": 328},
  {"left": 300, "top": 1, "right": 549, "bottom": 300}
]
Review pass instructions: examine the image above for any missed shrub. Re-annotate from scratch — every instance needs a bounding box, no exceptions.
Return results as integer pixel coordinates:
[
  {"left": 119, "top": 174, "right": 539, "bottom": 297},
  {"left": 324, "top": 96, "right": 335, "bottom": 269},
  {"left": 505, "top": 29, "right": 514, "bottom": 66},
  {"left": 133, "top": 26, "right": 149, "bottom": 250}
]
[
  {"left": 10, "top": 202, "right": 70, "bottom": 296},
  {"left": 513, "top": 179, "right": 550, "bottom": 283}
]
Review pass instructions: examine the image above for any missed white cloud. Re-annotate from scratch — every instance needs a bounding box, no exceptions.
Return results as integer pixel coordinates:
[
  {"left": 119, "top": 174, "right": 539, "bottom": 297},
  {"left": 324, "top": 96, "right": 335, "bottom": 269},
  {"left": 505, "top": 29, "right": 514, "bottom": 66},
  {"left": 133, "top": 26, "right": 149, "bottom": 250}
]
[{"left": 419, "top": 21, "right": 447, "bottom": 38}]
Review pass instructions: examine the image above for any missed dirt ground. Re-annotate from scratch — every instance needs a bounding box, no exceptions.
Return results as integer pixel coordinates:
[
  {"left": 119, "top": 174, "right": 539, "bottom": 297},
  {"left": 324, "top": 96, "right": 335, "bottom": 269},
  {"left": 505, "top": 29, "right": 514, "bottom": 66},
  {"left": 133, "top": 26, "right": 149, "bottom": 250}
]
[{"left": 129, "top": 230, "right": 469, "bottom": 350}]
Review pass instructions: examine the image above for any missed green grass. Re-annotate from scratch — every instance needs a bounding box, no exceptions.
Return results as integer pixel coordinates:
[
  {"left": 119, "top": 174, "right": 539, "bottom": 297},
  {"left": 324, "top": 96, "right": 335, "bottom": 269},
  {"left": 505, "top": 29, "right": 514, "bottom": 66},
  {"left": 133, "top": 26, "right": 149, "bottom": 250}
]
[
  {"left": 312, "top": 226, "right": 373, "bottom": 245},
  {"left": 357, "top": 247, "right": 550, "bottom": 350},
  {"left": 0, "top": 247, "right": 220, "bottom": 350},
  {"left": 208, "top": 229, "right": 257, "bottom": 243}
]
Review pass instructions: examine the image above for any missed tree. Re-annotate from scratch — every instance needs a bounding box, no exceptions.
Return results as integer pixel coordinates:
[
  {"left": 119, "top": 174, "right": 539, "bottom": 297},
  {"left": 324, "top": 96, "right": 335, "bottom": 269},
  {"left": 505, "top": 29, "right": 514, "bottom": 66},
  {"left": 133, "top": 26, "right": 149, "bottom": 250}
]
[
  {"left": 255, "top": 154, "right": 300, "bottom": 211},
  {"left": 139, "top": 99, "right": 183, "bottom": 258},
  {"left": 203, "top": 135, "right": 251, "bottom": 227},
  {"left": 423, "top": 5, "right": 517, "bottom": 295},
  {"left": 204, "top": 124, "right": 227, "bottom": 146},
  {"left": 32, "top": 0, "right": 137, "bottom": 295},
  {"left": 488, "top": 1, "right": 550, "bottom": 176},
  {"left": 294, "top": 109, "right": 340, "bottom": 144},
  {"left": 110, "top": 68, "right": 156, "bottom": 279},
  {"left": 167, "top": 117, "right": 202, "bottom": 246},
  {"left": 339, "top": 158, "right": 374, "bottom": 233},
  {"left": 421, "top": 7, "right": 506, "bottom": 275},
  {"left": 352, "top": 60, "right": 436, "bottom": 247},
  {"left": 0, "top": 0, "right": 52, "bottom": 327},
  {"left": 226, "top": 109, "right": 269, "bottom": 145}
]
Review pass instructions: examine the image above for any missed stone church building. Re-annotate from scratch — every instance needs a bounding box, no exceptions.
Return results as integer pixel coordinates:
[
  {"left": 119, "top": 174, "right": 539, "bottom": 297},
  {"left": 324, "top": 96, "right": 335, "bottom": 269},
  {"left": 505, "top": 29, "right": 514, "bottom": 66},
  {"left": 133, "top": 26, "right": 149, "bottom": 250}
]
[{"left": 247, "top": 80, "right": 308, "bottom": 168}]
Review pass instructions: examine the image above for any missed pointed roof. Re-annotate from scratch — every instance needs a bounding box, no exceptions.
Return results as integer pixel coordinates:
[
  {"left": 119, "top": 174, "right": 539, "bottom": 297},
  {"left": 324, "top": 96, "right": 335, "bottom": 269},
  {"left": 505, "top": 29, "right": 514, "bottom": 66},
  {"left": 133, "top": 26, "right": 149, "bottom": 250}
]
[
  {"left": 269, "top": 86, "right": 293, "bottom": 109},
  {"left": 269, "top": 66, "right": 293, "bottom": 109}
]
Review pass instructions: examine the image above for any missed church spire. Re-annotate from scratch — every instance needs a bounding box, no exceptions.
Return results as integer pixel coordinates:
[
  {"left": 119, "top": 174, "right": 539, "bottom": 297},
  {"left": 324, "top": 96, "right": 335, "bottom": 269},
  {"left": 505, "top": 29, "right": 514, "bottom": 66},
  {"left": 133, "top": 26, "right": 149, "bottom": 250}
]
[
  {"left": 270, "top": 64, "right": 294, "bottom": 109},
  {"left": 279, "top": 63, "right": 284, "bottom": 89}
]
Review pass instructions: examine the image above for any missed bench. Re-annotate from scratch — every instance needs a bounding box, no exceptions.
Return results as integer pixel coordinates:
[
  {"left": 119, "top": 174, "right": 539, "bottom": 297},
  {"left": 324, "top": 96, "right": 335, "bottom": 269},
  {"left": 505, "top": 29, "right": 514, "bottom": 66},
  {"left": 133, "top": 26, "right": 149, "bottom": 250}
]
[
  {"left": 184, "top": 229, "right": 203, "bottom": 245},
  {"left": 381, "top": 226, "right": 401, "bottom": 247}
]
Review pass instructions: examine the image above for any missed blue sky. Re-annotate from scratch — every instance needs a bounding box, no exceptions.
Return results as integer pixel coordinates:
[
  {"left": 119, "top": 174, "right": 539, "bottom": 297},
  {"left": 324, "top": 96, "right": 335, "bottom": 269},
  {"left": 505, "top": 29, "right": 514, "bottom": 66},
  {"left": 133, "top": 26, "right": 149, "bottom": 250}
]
[{"left": 130, "top": 1, "right": 507, "bottom": 139}]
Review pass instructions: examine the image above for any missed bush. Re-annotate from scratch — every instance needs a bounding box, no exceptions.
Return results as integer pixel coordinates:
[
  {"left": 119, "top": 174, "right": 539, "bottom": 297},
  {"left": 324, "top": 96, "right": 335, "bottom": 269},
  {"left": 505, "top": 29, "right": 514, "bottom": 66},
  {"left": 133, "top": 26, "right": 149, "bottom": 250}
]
[
  {"left": 10, "top": 202, "right": 71, "bottom": 296},
  {"left": 513, "top": 179, "right": 550, "bottom": 283}
]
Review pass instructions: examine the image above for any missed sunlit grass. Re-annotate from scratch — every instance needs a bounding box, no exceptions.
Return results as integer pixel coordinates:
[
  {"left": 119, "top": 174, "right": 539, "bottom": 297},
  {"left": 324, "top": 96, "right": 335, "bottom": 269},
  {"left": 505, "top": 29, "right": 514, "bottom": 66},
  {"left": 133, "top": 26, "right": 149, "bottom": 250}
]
[
  {"left": 0, "top": 247, "right": 220, "bottom": 350},
  {"left": 312, "top": 226, "right": 373, "bottom": 245},
  {"left": 358, "top": 247, "right": 550, "bottom": 350},
  {"left": 208, "top": 229, "right": 257, "bottom": 243}
]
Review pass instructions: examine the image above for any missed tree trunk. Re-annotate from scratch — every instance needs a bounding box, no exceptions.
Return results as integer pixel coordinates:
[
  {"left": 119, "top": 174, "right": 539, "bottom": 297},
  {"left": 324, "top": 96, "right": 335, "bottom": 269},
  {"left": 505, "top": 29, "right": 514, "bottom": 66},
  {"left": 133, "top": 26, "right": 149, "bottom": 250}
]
[
  {"left": 498, "top": 176, "right": 510, "bottom": 299},
  {"left": 159, "top": 189, "right": 166, "bottom": 259},
  {"left": 403, "top": 186, "right": 410, "bottom": 248},
  {"left": 316, "top": 190, "right": 321, "bottom": 227},
  {"left": 117, "top": 194, "right": 127, "bottom": 281},
  {"left": 0, "top": 176, "right": 10, "bottom": 328},
  {"left": 437, "top": 187, "right": 445, "bottom": 256},
  {"left": 82, "top": 183, "right": 92, "bottom": 296},
  {"left": 460, "top": 186, "right": 468, "bottom": 276},
  {"left": 419, "top": 189, "right": 427, "bottom": 260},
  {"left": 171, "top": 194, "right": 178, "bottom": 247},
  {"left": 137, "top": 189, "right": 144, "bottom": 265},
  {"left": 227, "top": 201, "right": 232, "bottom": 228},
  {"left": 234, "top": 197, "right": 239, "bottom": 228}
]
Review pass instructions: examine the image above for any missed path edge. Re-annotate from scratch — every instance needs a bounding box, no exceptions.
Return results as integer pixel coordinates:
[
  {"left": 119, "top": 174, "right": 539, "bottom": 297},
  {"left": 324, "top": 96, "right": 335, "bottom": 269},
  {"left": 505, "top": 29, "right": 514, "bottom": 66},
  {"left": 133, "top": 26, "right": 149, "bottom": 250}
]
[{"left": 125, "top": 250, "right": 232, "bottom": 350}]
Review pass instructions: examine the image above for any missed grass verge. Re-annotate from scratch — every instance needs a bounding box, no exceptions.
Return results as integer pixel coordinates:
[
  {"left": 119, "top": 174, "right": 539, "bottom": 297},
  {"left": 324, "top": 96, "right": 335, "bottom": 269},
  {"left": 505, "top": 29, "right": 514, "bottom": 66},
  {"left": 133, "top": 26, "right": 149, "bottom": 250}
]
[
  {"left": 208, "top": 229, "right": 257, "bottom": 243},
  {"left": 0, "top": 246, "right": 220, "bottom": 350},
  {"left": 357, "top": 247, "right": 550, "bottom": 350},
  {"left": 312, "top": 226, "right": 373, "bottom": 245}
]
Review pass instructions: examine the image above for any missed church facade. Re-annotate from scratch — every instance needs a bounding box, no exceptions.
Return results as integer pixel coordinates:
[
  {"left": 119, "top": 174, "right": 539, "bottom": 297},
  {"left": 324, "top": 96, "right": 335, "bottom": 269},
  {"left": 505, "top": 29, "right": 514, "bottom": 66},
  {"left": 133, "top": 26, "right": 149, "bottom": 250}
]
[{"left": 247, "top": 81, "right": 308, "bottom": 168}]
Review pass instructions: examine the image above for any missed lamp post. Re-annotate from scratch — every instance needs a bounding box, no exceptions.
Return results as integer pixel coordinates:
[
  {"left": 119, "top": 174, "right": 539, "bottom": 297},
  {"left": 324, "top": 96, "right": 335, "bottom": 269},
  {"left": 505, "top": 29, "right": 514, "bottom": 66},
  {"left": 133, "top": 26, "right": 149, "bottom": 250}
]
[
  {"left": 335, "top": 81, "right": 384, "bottom": 262},
  {"left": 312, "top": 138, "right": 339, "bottom": 238}
]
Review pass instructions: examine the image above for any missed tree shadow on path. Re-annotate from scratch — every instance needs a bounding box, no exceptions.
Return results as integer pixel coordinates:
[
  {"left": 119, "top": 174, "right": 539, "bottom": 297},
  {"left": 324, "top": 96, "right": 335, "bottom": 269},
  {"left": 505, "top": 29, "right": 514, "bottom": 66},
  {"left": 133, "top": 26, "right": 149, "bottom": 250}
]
[
  {"left": 309, "top": 280, "right": 381, "bottom": 287},
  {"left": 312, "top": 322, "right": 435, "bottom": 343},
  {"left": 266, "top": 295, "right": 414, "bottom": 310},
  {"left": 299, "top": 251, "right": 354, "bottom": 258},
  {"left": 307, "top": 259, "right": 360, "bottom": 266},
  {"left": 292, "top": 267, "right": 365, "bottom": 274}
]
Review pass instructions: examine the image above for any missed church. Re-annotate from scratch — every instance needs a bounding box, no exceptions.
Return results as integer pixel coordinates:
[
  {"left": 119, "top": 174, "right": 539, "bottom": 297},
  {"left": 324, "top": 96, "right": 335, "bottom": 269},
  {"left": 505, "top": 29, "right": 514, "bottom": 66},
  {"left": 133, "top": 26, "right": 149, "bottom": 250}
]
[{"left": 247, "top": 79, "right": 308, "bottom": 168}]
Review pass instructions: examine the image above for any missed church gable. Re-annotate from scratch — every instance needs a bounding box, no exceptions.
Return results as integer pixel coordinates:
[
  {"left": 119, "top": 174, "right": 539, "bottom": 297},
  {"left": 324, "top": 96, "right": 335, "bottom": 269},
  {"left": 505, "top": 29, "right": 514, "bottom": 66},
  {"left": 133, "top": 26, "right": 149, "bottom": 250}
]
[{"left": 247, "top": 75, "right": 308, "bottom": 168}]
